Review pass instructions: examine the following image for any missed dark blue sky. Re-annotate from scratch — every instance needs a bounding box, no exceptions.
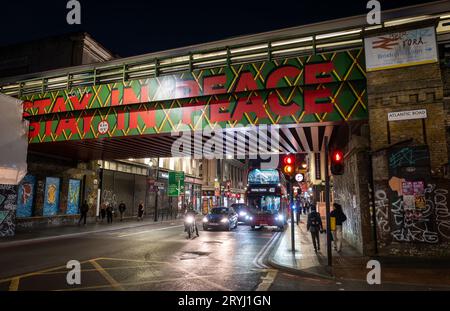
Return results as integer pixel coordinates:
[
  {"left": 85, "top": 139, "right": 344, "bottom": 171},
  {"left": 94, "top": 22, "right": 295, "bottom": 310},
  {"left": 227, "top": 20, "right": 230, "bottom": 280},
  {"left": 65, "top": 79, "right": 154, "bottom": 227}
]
[{"left": 0, "top": 0, "right": 439, "bottom": 57}]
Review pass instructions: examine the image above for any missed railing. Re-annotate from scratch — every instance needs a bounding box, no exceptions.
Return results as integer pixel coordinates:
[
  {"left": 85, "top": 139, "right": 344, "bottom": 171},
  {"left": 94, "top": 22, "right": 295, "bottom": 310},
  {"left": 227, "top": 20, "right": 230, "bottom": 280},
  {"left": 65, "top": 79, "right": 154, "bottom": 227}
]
[{"left": 0, "top": 10, "right": 449, "bottom": 97}]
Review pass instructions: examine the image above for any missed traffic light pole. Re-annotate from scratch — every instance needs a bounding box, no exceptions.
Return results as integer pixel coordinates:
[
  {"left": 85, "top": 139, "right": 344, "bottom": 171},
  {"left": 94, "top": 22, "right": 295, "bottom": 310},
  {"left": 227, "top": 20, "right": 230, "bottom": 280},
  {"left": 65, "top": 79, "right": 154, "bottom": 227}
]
[
  {"left": 289, "top": 177, "right": 295, "bottom": 253},
  {"left": 324, "top": 136, "right": 332, "bottom": 267}
]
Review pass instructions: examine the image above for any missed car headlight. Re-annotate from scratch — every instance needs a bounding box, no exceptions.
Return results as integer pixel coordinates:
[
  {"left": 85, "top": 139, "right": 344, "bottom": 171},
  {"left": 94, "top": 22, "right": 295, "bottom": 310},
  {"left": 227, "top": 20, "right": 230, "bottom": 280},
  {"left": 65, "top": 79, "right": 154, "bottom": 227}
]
[
  {"left": 276, "top": 215, "right": 284, "bottom": 222},
  {"left": 239, "top": 211, "right": 247, "bottom": 216},
  {"left": 220, "top": 218, "right": 229, "bottom": 223},
  {"left": 203, "top": 217, "right": 208, "bottom": 223},
  {"left": 185, "top": 216, "right": 194, "bottom": 224}
]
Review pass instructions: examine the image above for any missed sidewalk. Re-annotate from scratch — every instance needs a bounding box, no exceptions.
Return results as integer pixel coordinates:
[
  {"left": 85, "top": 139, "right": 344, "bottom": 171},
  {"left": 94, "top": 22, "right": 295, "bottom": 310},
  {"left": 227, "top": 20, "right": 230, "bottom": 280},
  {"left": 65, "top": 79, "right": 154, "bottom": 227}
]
[
  {"left": 268, "top": 219, "right": 450, "bottom": 287},
  {"left": 0, "top": 216, "right": 184, "bottom": 248}
]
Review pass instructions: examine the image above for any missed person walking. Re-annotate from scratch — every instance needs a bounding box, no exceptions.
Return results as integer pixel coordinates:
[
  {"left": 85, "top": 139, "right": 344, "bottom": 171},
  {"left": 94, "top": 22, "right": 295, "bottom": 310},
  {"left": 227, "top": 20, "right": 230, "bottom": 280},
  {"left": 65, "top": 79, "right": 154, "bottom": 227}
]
[
  {"left": 307, "top": 206, "right": 323, "bottom": 252},
  {"left": 330, "top": 203, "right": 347, "bottom": 253},
  {"left": 100, "top": 202, "right": 107, "bottom": 223},
  {"left": 137, "top": 201, "right": 144, "bottom": 221},
  {"left": 106, "top": 203, "right": 114, "bottom": 224},
  {"left": 295, "top": 197, "right": 301, "bottom": 225},
  {"left": 78, "top": 200, "right": 89, "bottom": 226},
  {"left": 118, "top": 201, "right": 126, "bottom": 221}
]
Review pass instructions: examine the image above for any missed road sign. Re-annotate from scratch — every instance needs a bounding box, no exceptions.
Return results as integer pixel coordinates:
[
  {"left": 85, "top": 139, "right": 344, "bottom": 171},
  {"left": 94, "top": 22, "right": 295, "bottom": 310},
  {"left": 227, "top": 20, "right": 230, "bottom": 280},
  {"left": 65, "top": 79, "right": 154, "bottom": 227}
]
[
  {"left": 168, "top": 171, "right": 185, "bottom": 196},
  {"left": 295, "top": 173, "right": 304, "bottom": 182}
]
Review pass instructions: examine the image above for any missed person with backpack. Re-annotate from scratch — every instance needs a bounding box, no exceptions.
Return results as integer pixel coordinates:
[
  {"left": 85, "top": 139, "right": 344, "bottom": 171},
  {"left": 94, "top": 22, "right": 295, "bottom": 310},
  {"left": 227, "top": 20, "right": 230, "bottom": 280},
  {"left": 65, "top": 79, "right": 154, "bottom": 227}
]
[
  {"left": 307, "top": 206, "right": 323, "bottom": 252},
  {"left": 118, "top": 201, "right": 126, "bottom": 221},
  {"left": 330, "top": 203, "right": 347, "bottom": 253}
]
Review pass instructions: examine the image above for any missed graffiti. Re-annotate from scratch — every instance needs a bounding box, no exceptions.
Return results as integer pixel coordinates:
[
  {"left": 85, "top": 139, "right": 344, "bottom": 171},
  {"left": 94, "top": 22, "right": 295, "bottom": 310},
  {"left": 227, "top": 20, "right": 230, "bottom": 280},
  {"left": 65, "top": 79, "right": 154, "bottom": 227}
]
[
  {"left": 0, "top": 184, "right": 18, "bottom": 237},
  {"left": 390, "top": 196, "right": 438, "bottom": 244},
  {"left": 388, "top": 147, "right": 429, "bottom": 169},
  {"left": 43, "top": 177, "right": 60, "bottom": 216},
  {"left": 67, "top": 179, "right": 81, "bottom": 215},
  {"left": 102, "top": 189, "right": 117, "bottom": 206},
  {"left": 375, "top": 189, "right": 390, "bottom": 234},
  {"left": 16, "top": 175, "right": 36, "bottom": 218},
  {"left": 425, "top": 182, "right": 450, "bottom": 241}
]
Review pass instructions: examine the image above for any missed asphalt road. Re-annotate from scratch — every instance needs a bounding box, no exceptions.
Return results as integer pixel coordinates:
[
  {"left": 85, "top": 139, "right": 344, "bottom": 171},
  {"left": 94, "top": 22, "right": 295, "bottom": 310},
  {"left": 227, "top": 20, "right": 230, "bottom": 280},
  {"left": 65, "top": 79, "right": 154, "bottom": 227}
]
[
  {"left": 0, "top": 221, "right": 280, "bottom": 291},
  {"left": 1, "top": 221, "right": 448, "bottom": 291}
]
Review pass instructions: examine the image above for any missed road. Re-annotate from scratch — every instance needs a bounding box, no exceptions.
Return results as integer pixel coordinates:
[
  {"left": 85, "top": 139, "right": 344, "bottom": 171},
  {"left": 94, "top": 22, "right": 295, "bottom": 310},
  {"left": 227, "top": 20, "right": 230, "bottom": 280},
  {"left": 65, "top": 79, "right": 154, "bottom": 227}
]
[
  {"left": 0, "top": 221, "right": 448, "bottom": 291},
  {"left": 0, "top": 221, "right": 281, "bottom": 291}
]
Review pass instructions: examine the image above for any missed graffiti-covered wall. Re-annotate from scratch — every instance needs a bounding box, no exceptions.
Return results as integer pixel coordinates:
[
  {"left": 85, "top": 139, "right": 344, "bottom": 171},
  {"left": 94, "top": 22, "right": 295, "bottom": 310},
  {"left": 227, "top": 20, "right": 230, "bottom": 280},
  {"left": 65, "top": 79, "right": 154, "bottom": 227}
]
[
  {"left": 373, "top": 146, "right": 450, "bottom": 257},
  {"left": 0, "top": 184, "right": 18, "bottom": 237}
]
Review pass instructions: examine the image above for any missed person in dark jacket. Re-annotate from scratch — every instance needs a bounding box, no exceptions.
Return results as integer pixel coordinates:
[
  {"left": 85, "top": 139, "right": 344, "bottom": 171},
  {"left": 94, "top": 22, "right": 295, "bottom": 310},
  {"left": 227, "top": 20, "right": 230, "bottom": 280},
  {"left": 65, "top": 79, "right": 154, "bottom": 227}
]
[
  {"left": 78, "top": 200, "right": 89, "bottom": 226},
  {"left": 106, "top": 203, "right": 114, "bottom": 224},
  {"left": 137, "top": 201, "right": 144, "bottom": 221},
  {"left": 307, "top": 206, "right": 323, "bottom": 252},
  {"left": 100, "top": 203, "right": 107, "bottom": 222},
  {"left": 330, "top": 203, "right": 347, "bottom": 252},
  {"left": 118, "top": 201, "right": 126, "bottom": 221}
]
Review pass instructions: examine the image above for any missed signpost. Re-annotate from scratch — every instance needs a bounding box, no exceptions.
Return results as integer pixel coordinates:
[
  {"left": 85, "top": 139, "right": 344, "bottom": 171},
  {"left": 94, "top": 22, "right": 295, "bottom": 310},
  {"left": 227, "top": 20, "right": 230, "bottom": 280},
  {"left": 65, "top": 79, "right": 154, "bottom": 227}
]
[{"left": 168, "top": 171, "right": 185, "bottom": 197}]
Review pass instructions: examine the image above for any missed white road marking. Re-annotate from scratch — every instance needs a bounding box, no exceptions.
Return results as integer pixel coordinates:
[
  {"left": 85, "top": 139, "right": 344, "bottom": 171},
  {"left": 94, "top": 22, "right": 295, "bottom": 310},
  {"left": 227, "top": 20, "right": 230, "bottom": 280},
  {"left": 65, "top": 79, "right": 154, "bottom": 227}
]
[
  {"left": 117, "top": 225, "right": 184, "bottom": 237},
  {"left": 256, "top": 269, "right": 278, "bottom": 291},
  {"left": 253, "top": 232, "right": 281, "bottom": 269}
]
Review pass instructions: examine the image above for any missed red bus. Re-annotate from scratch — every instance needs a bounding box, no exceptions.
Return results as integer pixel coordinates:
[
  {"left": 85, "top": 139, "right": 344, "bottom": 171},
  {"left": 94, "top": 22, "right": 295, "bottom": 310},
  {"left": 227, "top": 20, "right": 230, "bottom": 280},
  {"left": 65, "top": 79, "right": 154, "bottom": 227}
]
[{"left": 245, "top": 168, "right": 288, "bottom": 230}]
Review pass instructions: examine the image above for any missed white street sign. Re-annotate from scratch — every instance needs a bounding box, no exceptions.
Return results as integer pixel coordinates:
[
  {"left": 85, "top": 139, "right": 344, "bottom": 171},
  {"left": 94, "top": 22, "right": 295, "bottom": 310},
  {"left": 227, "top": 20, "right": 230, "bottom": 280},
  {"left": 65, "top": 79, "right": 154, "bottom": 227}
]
[{"left": 387, "top": 109, "right": 427, "bottom": 122}]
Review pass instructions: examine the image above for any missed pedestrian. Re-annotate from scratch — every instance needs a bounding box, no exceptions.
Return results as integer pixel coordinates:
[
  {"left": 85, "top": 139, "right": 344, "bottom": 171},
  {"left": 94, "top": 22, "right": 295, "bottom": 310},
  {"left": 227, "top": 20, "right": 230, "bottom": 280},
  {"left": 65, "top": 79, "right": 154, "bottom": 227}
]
[
  {"left": 78, "top": 200, "right": 89, "bottom": 226},
  {"left": 295, "top": 198, "right": 301, "bottom": 225},
  {"left": 118, "top": 201, "right": 126, "bottom": 221},
  {"left": 106, "top": 202, "right": 113, "bottom": 224},
  {"left": 330, "top": 203, "right": 347, "bottom": 253},
  {"left": 100, "top": 202, "right": 107, "bottom": 222},
  {"left": 137, "top": 201, "right": 144, "bottom": 221},
  {"left": 307, "top": 205, "right": 323, "bottom": 252}
]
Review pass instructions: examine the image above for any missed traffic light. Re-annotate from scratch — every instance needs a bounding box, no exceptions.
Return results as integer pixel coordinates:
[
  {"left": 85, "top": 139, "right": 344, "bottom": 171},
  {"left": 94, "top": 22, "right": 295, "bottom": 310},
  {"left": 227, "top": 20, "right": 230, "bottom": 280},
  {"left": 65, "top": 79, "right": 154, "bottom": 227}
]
[
  {"left": 330, "top": 149, "right": 344, "bottom": 175},
  {"left": 282, "top": 154, "right": 296, "bottom": 177}
]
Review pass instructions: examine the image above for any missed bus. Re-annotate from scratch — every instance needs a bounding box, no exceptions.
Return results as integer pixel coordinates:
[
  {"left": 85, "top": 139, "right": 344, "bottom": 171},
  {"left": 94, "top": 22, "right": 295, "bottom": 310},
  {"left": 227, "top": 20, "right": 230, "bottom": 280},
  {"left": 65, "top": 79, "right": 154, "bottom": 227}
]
[{"left": 245, "top": 168, "right": 288, "bottom": 230}]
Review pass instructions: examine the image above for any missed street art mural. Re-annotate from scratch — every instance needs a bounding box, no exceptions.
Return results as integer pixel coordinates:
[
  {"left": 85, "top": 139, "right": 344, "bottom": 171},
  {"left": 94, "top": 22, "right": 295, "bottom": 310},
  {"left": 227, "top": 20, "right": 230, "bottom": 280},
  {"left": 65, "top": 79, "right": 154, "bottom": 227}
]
[
  {"left": 16, "top": 175, "right": 36, "bottom": 218},
  {"left": 0, "top": 184, "right": 18, "bottom": 237},
  {"left": 21, "top": 49, "right": 367, "bottom": 144},
  {"left": 43, "top": 177, "right": 60, "bottom": 216},
  {"left": 373, "top": 146, "right": 450, "bottom": 250},
  {"left": 67, "top": 179, "right": 81, "bottom": 215}
]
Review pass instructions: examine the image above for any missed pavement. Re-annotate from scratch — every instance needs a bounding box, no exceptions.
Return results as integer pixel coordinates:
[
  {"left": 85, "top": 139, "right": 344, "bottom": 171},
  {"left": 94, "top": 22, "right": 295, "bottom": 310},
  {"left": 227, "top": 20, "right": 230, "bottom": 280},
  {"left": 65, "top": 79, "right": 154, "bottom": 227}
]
[{"left": 268, "top": 216, "right": 450, "bottom": 289}]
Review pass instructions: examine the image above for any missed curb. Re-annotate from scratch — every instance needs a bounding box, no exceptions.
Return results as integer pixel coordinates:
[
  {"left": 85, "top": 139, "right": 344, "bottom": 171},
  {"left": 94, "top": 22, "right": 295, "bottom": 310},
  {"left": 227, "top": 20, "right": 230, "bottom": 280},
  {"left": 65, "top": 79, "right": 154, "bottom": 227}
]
[
  {"left": 265, "top": 227, "right": 335, "bottom": 280},
  {"left": 0, "top": 218, "right": 183, "bottom": 249}
]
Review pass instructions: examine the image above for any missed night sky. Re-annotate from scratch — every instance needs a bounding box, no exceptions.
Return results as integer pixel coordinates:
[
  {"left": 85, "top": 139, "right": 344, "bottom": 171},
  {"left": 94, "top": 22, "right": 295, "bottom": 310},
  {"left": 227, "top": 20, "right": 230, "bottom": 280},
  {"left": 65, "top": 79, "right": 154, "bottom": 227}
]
[{"left": 0, "top": 0, "right": 440, "bottom": 57}]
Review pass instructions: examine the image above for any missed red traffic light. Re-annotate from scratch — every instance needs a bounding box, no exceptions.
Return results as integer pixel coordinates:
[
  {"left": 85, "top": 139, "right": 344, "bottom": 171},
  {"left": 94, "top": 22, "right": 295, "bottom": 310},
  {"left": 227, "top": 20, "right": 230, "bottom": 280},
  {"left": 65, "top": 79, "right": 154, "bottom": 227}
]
[
  {"left": 283, "top": 155, "right": 294, "bottom": 165},
  {"left": 282, "top": 154, "right": 296, "bottom": 176},
  {"left": 330, "top": 149, "right": 344, "bottom": 175},
  {"left": 331, "top": 150, "right": 344, "bottom": 164}
]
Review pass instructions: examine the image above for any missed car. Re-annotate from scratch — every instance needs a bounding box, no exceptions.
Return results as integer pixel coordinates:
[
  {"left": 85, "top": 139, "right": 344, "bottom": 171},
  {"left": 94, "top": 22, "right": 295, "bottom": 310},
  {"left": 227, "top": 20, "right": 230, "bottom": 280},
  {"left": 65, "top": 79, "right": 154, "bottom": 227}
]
[
  {"left": 231, "top": 203, "right": 250, "bottom": 223},
  {"left": 202, "top": 207, "right": 238, "bottom": 231}
]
